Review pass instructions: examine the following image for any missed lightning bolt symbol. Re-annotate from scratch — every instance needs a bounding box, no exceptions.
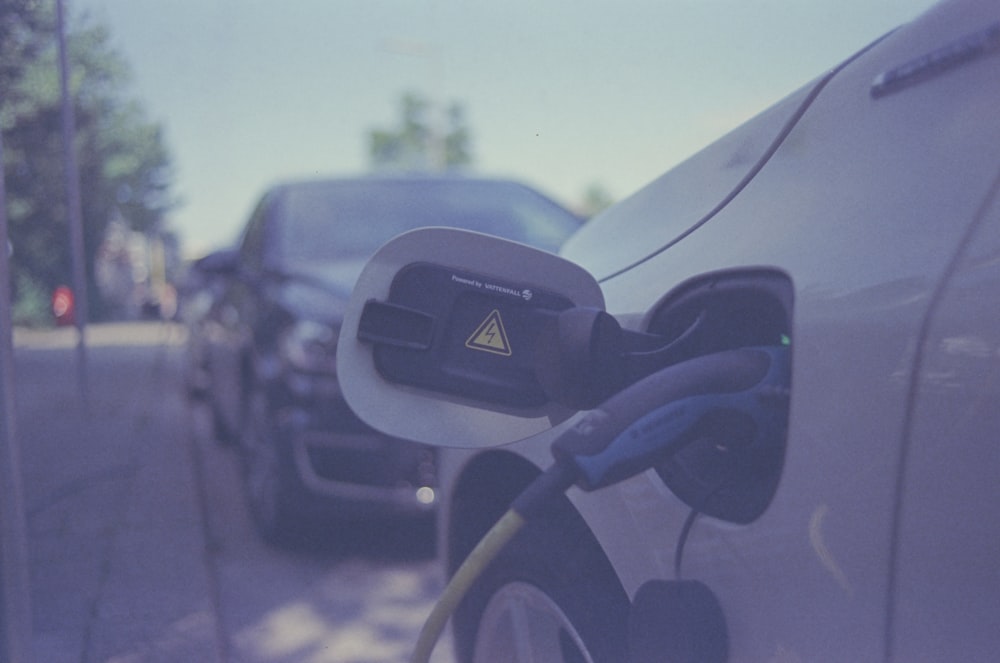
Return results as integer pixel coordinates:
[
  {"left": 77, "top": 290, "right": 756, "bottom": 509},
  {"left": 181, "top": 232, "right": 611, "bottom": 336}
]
[{"left": 467, "top": 310, "right": 511, "bottom": 355}]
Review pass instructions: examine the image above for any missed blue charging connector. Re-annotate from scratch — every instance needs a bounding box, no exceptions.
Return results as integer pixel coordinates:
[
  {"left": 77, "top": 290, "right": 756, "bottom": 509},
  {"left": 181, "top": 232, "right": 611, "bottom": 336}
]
[{"left": 551, "top": 345, "right": 790, "bottom": 492}]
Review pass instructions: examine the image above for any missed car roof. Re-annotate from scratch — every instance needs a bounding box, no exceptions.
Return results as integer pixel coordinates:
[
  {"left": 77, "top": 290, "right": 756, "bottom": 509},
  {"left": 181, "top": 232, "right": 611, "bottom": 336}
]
[{"left": 267, "top": 171, "right": 535, "bottom": 191}]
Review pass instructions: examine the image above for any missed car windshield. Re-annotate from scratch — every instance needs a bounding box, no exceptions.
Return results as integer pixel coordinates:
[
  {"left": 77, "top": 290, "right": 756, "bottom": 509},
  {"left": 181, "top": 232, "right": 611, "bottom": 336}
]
[{"left": 273, "top": 179, "right": 580, "bottom": 266}]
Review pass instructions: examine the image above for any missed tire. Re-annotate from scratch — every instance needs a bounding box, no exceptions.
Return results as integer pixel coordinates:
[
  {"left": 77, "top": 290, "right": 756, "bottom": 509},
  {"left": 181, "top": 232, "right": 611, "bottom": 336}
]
[
  {"left": 453, "top": 492, "right": 630, "bottom": 663},
  {"left": 241, "top": 385, "right": 310, "bottom": 544}
]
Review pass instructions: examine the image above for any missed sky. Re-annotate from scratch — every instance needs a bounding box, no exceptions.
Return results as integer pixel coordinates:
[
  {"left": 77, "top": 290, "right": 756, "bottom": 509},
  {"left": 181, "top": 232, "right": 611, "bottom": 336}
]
[{"left": 72, "top": 0, "right": 941, "bottom": 258}]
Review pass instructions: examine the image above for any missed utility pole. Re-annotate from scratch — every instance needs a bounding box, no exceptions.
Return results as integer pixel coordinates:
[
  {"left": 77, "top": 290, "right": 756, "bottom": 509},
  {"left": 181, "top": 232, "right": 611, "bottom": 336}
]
[
  {"left": 56, "top": 0, "right": 90, "bottom": 413},
  {"left": 0, "top": 100, "right": 36, "bottom": 663}
]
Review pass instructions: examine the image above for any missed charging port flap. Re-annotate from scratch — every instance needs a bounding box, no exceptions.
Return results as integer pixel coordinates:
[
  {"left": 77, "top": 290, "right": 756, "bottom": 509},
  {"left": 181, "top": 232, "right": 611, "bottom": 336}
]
[{"left": 339, "top": 228, "right": 604, "bottom": 448}]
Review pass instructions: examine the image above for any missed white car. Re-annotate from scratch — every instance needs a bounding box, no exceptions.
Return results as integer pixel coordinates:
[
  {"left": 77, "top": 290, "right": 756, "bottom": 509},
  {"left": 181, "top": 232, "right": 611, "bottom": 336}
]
[{"left": 339, "top": 0, "right": 1000, "bottom": 660}]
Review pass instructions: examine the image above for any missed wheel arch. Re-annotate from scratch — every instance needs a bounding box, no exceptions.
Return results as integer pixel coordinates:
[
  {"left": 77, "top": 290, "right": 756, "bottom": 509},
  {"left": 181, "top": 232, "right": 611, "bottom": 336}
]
[
  {"left": 446, "top": 450, "right": 542, "bottom": 577},
  {"left": 446, "top": 449, "right": 632, "bottom": 662}
]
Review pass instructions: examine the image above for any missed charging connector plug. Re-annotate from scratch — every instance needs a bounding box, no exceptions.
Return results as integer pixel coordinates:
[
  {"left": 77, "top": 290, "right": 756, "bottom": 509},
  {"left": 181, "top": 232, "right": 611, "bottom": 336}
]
[{"left": 551, "top": 346, "right": 789, "bottom": 491}]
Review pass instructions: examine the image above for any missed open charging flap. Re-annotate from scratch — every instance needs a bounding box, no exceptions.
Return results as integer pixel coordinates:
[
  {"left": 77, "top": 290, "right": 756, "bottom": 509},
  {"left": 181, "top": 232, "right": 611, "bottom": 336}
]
[{"left": 338, "top": 227, "right": 604, "bottom": 448}]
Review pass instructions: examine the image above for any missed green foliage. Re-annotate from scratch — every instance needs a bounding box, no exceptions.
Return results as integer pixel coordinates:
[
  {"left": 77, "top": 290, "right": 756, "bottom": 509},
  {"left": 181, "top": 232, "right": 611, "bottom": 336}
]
[
  {"left": 580, "top": 182, "right": 615, "bottom": 218},
  {"left": 1, "top": 3, "right": 175, "bottom": 323},
  {"left": 369, "top": 91, "right": 473, "bottom": 171},
  {"left": 0, "top": 1, "right": 51, "bottom": 107},
  {"left": 10, "top": 271, "right": 50, "bottom": 327}
]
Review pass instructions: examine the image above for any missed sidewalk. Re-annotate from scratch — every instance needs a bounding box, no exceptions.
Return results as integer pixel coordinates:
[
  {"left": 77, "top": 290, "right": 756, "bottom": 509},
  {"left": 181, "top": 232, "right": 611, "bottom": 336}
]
[{"left": 15, "top": 322, "right": 224, "bottom": 663}]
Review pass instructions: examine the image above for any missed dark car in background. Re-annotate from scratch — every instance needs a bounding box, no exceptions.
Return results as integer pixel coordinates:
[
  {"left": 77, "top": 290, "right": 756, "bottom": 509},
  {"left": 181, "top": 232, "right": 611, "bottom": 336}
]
[
  {"left": 198, "top": 174, "right": 581, "bottom": 543},
  {"left": 178, "top": 247, "right": 238, "bottom": 400}
]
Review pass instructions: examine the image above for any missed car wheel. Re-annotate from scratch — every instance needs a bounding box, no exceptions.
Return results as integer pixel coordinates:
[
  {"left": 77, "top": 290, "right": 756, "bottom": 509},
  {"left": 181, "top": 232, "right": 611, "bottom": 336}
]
[
  {"left": 454, "top": 493, "right": 630, "bottom": 663},
  {"left": 242, "top": 386, "right": 308, "bottom": 544}
]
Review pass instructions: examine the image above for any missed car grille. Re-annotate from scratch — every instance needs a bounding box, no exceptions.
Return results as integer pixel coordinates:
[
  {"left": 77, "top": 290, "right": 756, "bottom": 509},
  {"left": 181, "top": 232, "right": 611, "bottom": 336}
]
[{"left": 305, "top": 436, "right": 437, "bottom": 489}]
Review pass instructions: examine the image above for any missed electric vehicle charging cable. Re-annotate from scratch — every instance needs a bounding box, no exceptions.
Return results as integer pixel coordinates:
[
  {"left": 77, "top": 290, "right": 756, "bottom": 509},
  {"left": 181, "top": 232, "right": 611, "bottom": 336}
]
[{"left": 410, "top": 345, "right": 791, "bottom": 663}]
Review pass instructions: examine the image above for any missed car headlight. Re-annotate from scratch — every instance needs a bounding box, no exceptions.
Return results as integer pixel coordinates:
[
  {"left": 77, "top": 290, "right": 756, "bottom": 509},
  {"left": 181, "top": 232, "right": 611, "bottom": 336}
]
[{"left": 279, "top": 320, "right": 340, "bottom": 374}]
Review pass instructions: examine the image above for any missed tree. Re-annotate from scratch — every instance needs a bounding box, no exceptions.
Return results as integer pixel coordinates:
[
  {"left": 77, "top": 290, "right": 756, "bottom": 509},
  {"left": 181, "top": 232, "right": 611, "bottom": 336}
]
[
  {"left": 580, "top": 182, "right": 615, "bottom": 218},
  {"left": 0, "top": 3, "right": 175, "bottom": 324},
  {"left": 369, "top": 91, "right": 472, "bottom": 171}
]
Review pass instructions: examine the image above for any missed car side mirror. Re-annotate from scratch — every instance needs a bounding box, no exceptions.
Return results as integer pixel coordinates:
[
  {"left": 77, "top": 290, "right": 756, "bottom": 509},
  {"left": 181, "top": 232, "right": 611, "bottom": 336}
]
[{"left": 338, "top": 228, "right": 604, "bottom": 448}]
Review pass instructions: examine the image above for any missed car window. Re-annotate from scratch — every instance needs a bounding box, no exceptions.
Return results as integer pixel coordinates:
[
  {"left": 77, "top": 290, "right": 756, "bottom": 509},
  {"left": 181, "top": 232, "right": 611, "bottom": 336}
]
[
  {"left": 274, "top": 179, "right": 579, "bottom": 267},
  {"left": 239, "top": 193, "right": 278, "bottom": 272}
]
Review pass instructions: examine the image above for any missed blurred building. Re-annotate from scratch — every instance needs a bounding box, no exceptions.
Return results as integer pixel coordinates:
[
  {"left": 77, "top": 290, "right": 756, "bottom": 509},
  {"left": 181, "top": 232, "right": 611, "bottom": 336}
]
[{"left": 96, "top": 217, "right": 181, "bottom": 320}]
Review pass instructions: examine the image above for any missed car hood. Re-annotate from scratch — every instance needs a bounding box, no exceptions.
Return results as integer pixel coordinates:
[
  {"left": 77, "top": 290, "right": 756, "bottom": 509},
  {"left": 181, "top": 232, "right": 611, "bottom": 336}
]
[
  {"left": 275, "top": 258, "right": 368, "bottom": 322},
  {"left": 286, "top": 259, "right": 368, "bottom": 295},
  {"left": 561, "top": 79, "right": 821, "bottom": 280}
]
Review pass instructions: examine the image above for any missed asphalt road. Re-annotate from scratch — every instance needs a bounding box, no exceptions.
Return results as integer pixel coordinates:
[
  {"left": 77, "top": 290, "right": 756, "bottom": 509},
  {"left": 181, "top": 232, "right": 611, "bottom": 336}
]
[{"left": 13, "top": 322, "right": 454, "bottom": 663}]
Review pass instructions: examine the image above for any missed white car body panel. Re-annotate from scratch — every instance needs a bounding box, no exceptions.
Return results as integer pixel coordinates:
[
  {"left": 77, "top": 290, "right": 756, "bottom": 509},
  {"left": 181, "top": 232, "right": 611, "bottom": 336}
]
[
  {"left": 562, "top": 82, "right": 819, "bottom": 283},
  {"left": 437, "top": 0, "right": 1000, "bottom": 659},
  {"left": 892, "top": 186, "right": 1000, "bottom": 661}
]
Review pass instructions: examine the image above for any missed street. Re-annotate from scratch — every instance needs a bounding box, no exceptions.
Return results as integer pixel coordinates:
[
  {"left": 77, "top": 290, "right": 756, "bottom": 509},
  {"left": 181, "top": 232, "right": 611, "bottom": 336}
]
[{"left": 13, "top": 322, "right": 453, "bottom": 663}]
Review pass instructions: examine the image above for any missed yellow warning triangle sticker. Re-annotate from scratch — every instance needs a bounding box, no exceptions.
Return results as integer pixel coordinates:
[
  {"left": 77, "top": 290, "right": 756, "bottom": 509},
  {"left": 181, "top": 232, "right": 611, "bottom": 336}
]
[{"left": 465, "top": 309, "right": 512, "bottom": 356}]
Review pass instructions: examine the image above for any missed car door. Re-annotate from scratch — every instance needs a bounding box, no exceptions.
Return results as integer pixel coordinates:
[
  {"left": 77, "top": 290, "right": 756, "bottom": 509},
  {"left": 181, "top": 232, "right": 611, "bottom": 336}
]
[
  {"left": 888, "top": 172, "right": 1000, "bottom": 661},
  {"left": 210, "top": 191, "right": 279, "bottom": 438}
]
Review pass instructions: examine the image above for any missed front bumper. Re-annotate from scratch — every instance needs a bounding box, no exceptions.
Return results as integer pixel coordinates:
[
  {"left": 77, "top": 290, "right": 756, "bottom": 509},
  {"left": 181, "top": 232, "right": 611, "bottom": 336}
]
[
  {"left": 273, "top": 374, "right": 438, "bottom": 517},
  {"left": 292, "top": 429, "right": 438, "bottom": 517}
]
